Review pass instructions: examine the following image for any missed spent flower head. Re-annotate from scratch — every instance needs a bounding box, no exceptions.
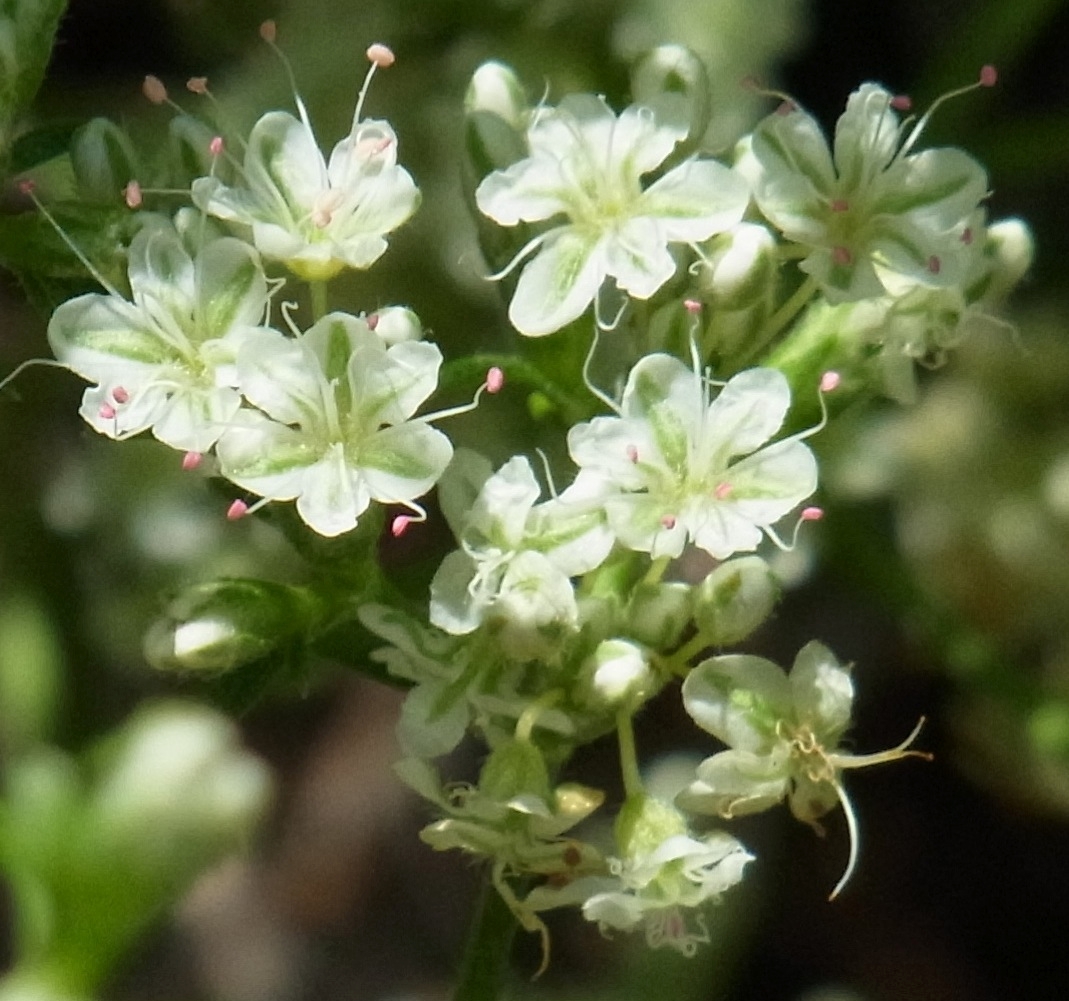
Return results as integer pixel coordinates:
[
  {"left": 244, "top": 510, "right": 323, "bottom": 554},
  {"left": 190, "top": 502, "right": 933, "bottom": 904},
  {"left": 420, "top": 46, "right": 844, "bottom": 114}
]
[
  {"left": 191, "top": 42, "right": 418, "bottom": 281},
  {"left": 679, "top": 640, "right": 929, "bottom": 897},
  {"left": 526, "top": 794, "right": 751, "bottom": 956},
  {"left": 743, "top": 72, "right": 994, "bottom": 302},
  {"left": 216, "top": 311, "right": 452, "bottom": 537},
  {"left": 476, "top": 93, "right": 749, "bottom": 335},
  {"left": 567, "top": 354, "right": 820, "bottom": 560}
]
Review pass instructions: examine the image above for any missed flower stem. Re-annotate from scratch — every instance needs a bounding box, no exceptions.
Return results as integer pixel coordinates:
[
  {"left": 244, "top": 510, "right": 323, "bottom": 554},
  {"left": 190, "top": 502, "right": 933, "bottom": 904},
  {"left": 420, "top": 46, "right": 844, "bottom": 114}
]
[
  {"left": 453, "top": 866, "right": 518, "bottom": 1001},
  {"left": 309, "top": 280, "right": 329, "bottom": 322},
  {"left": 737, "top": 274, "right": 818, "bottom": 368},
  {"left": 616, "top": 708, "right": 643, "bottom": 799}
]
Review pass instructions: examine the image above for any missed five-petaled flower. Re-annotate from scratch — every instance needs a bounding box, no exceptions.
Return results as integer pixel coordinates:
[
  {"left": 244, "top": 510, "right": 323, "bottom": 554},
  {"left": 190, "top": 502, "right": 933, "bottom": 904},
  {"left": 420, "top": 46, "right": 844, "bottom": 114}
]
[
  {"left": 192, "top": 65, "right": 418, "bottom": 281},
  {"left": 215, "top": 311, "right": 452, "bottom": 537},
  {"left": 567, "top": 355, "right": 818, "bottom": 560},
  {"left": 476, "top": 93, "right": 750, "bottom": 335},
  {"left": 744, "top": 82, "right": 989, "bottom": 302},
  {"left": 48, "top": 220, "right": 271, "bottom": 453}
]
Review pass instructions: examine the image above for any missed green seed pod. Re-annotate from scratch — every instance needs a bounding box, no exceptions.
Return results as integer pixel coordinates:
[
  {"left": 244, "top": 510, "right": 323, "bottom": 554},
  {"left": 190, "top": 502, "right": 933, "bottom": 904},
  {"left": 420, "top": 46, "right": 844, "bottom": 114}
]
[
  {"left": 69, "top": 117, "right": 141, "bottom": 204},
  {"left": 478, "top": 738, "right": 551, "bottom": 804},
  {"left": 143, "top": 579, "right": 320, "bottom": 675},
  {"left": 693, "top": 555, "right": 779, "bottom": 645}
]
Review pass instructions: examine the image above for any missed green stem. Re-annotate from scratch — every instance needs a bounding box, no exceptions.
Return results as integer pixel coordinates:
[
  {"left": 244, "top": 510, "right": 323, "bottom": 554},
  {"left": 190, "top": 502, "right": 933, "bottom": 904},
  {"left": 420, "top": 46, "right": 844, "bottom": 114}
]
[
  {"left": 453, "top": 866, "right": 518, "bottom": 1001},
  {"left": 616, "top": 708, "right": 643, "bottom": 798},
  {"left": 309, "top": 280, "right": 329, "bottom": 322},
  {"left": 737, "top": 274, "right": 818, "bottom": 368}
]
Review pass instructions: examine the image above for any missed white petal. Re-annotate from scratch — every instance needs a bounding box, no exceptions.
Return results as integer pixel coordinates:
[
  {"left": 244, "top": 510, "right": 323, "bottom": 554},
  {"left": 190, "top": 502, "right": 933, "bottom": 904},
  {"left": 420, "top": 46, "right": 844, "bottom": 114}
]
[
  {"left": 508, "top": 229, "right": 606, "bottom": 336},
  {"left": 235, "top": 329, "right": 323, "bottom": 427},
  {"left": 151, "top": 385, "right": 242, "bottom": 452},
  {"left": 295, "top": 444, "right": 372, "bottom": 536},
  {"left": 700, "top": 367, "right": 792, "bottom": 464},
  {"left": 604, "top": 216, "right": 676, "bottom": 299},
  {"left": 639, "top": 159, "right": 750, "bottom": 242},
  {"left": 429, "top": 549, "right": 484, "bottom": 634},
  {"left": 194, "top": 238, "right": 268, "bottom": 336},
  {"left": 789, "top": 640, "right": 854, "bottom": 740},
  {"left": 358, "top": 423, "right": 453, "bottom": 504},
  {"left": 475, "top": 154, "right": 571, "bottom": 225},
  {"left": 244, "top": 110, "right": 327, "bottom": 222}
]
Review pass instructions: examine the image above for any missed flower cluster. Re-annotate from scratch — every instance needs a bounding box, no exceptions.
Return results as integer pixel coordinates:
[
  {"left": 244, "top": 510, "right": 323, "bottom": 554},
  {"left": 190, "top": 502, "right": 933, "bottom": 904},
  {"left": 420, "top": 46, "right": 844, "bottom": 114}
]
[{"left": 9, "top": 32, "right": 1031, "bottom": 980}]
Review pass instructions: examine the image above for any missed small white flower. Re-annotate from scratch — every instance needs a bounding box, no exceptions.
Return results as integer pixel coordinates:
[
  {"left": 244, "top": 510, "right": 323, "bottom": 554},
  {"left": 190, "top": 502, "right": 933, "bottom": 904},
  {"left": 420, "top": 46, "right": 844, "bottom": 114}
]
[
  {"left": 743, "top": 82, "right": 989, "bottom": 302},
  {"left": 192, "top": 60, "right": 418, "bottom": 281},
  {"left": 679, "top": 640, "right": 928, "bottom": 897},
  {"left": 476, "top": 94, "right": 749, "bottom": 335},
  {"left": 567, "top": 355, "right": 818, "bottom": 560},
  {"left": 215, "top": 311, "right": 451, "bottom": 536},
  {"left": 429, "top": 452, "right": 614, "bottom": 649},
  {"left": 47, "top": 221, "right": 270, "bottom": 453}
]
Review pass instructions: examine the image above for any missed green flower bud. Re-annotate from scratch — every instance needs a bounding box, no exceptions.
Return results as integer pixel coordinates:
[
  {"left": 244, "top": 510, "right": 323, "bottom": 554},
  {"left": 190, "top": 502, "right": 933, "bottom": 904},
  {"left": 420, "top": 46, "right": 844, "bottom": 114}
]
[
  {"left": 143, "top": 579, "right": 320, "bottom": 675},
  {"left": 626, "top": 581, "right": 691, "bottom": 648},
  {"left": 579, "top": 638, "right": 654, "bottom": 710},
  {"left": 167, "top": 114, "right": 219, "bottom": 186},
  {"left": 629, "top": 45, "right": 711, "bottom": 156},
  {"left": 69, "top": 118, "right": 141, "bottom": 204},
  {"left": 693, "top": 556, "right": 779, "bottom": 645},
  {"left": 479, "top": 739, "right": 551, "bottom": 804},
  {"left": 464, "top": 60, "right": 529, "bottom": 179}
]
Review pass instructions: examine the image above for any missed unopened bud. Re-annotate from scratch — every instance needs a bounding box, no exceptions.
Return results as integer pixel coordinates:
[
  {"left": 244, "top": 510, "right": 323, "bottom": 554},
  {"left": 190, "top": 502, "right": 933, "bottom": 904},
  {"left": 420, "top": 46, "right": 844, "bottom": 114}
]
[
  {"left": 580, "top": 638, "right": 654, "bottom": 709},
  {"left": 699, "top": 223, "right": 777, "bottom": 308},
  {"left": 368, "top": 304, "right": 422, "bottom": 344},
  {"left": 143, "top": 579, "right": 320, "bottom": 675},
  {"left": 629, "top": 44, "right": 712, "bottom": 151},
  {"left": 479, "top": 738, "right": 551, "bottom": 804},
  {"left": 693, "top": 555, "right": 779, "bottom": 645},
  {"left": 465, "top": 60, "right": 528, "bottom": 129},
  {"left": 70, "top": 118, "right": 142, "bottom": 205},
  {"left": 626, "top": 581, "right": 692, "bottom": 648}
]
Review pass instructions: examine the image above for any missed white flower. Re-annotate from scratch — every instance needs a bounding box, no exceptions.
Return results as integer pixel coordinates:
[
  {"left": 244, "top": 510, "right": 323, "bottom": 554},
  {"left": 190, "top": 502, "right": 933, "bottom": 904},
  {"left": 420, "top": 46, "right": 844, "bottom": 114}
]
[
  {"left": 476, "top": 94, "right": 749, "bottom": 335},
  {"left": 47, "top": 221, "right": 270, "bottom": 453},
  {"left": 743, "top": 82, "right": 989, "bottom": 302},
  {"left": 567, "top": 355, "right": 818, "bottom": 560},
  {"left": 192, "top": 90, "right": 418, "bottom": 281},
  {"left": 215, "top": 311, "right": 451, "bottom": 536},
  {"left": 429, "top": 452, "right": 614, "bottom": 650},
  {"left": 679, "top": 640, "right": 928, "bottom": 897}
]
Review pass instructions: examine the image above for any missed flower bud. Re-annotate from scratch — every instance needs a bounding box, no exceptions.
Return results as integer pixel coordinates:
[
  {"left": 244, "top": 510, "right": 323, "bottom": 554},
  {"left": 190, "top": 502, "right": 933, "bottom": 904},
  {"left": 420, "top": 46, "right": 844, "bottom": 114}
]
[
  {"left": 69, "top": 117, "right": 142, "bottom": 205},
  {"left": 982, "top": 218, "right": 1034, "bottom": 303},
  {"left": 167, "top": 114, "right": 220, "bottom": 186},
  {"left": 478, "top": 738, "right": 551, "bottom": 804},
  {"left": 92, "top": 702, "right": 272, "bottom": 854},
  {"left": 464, "top": 61, "right": 529, "bottom": 181},
  {"left": 693, "top": 556, "right": 779, "bottom": 645},
  {"left": 700, "top": 223, "right": 777, "bottom": 309},
  {"left": 629, "top": 45, "right": 711, "bottom": 154},
  {"left": 625, "top": 581, "right": 691, "bottom": 648},
  {"left": 368, "top": 305, "right": 422, "bottom": 344},
  {"left": 579, "top": 638, "right": 654, "bottom": 709},
  {"left": 143, "top": 579, "right": 319, "bottom": 675}
]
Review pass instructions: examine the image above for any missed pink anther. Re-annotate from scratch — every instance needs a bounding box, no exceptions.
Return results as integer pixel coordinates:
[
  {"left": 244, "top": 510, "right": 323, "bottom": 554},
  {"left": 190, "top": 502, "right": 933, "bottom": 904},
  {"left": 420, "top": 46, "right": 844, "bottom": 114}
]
[
  {"left": 819, "top": 371, "right": 841, "bottom": 393},
  {"left": 124, "top": 181, "right": 142, "bottom": 209},
  {"left": 830, "top": 198, "right": 849, "bottom": 213},
  {"left": 182, "top": 451, "right": 203, "bottom": 471},
  {"left": 927, "top": 255, "right": 941, "bottom": 275},
  {"left": 186, "top": 76, "right": 209, "bottom": 95},
  {"left": 209, "top": 136, "right": 224, "bottom": 158},
  {"left": 801, "top": 506, "right": 824, "bottom": 522},
  {"left": 98, "top": 403, "right": 116, "bottom": 420},
  {"left": 890, "top": 94, "right": 912, "bottom": 112},
  {"left": 366, "top": 43, "right": 396, "bottom": 68},
  {"left": 366, "top": 313, "right": 379, "bottom": 330},
  {"left": 961, "top": 227, "right": 973, "bottom": 245},
  {"left": 142, "top": 75, "right": 168, "bottom": 105},
  {"left": 979, "top": 65, "right": 998, "bottom": 88},
  {"left": 485, "top": 367, "right": 504, "bottom": 394},
  {"left": 714, "top": 482, "right": 733, "bottom": 500},
  {"left": 683, "top": 298, "right": 702, "bottom": 315},
  {"left": 660, "top": 515, "right": 677, "bottom": 530},
  {"left": 391, "top": 514, "right": 413, "bottom": 537},
  {"left": 226, "top": 499, "right": 249, "bottom": 521},
  {"left": 832, "top": 246, "right": 853, "bottom": 267},
  {"left": 259, "top": 20, "right": 277, "bottom": 43},
  {"left": 111, "top": 386, "right": 130, "bottom": 404},
  {"left": 625, "top": 444, "right": 639, "bottom": 463}
]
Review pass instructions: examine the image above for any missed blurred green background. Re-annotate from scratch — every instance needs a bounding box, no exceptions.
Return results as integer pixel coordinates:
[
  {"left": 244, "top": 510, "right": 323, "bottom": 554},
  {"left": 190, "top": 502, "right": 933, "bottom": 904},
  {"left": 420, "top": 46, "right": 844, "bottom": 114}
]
[{"left": 3, "top": 0, "right": 1069, "bottom": 998}]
